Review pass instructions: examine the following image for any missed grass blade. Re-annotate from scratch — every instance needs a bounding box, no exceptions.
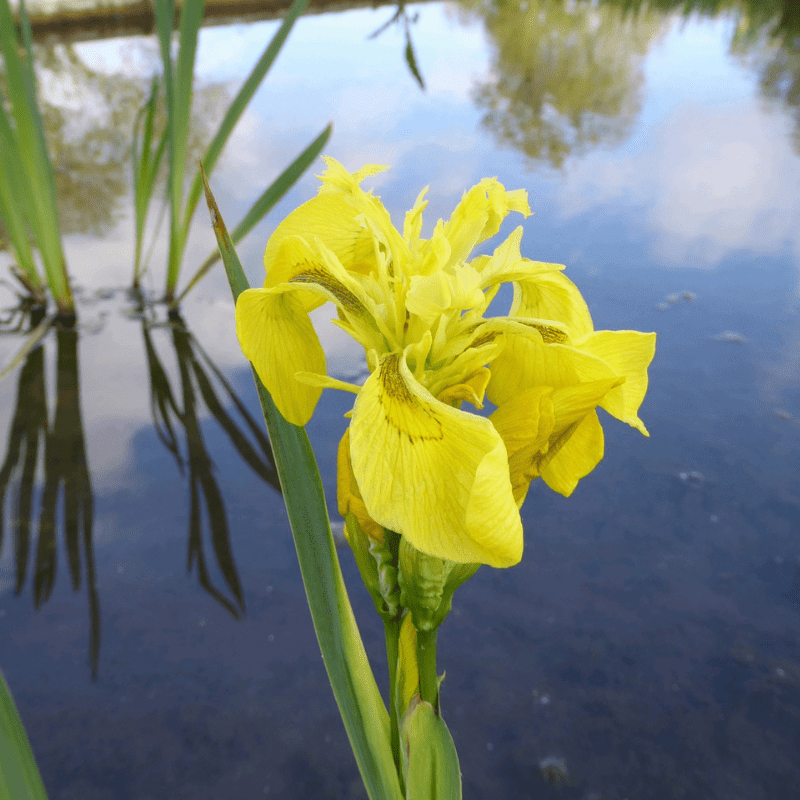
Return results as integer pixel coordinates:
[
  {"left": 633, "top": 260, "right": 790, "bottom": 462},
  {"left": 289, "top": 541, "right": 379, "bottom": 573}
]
[
  {"left": 201, "top": 168, "right": 403, "bottom": 800},
  {"left": 132, "top": 77, "right": 168, "bottom": 285},
  {"left": 0, "top": 0, "right": 71, "bottom": 310},
  {"left": 180, "top": 0, "right": 311, "bottom": 242},
  {"left": 0, "top": 670, "right": 49, "bottom": 800},
  {"left": 163, "top": 0, "right": 206, "bottom": 299},
  {"left": 175, "top": 123, "right": 331, "bottom": 304}
]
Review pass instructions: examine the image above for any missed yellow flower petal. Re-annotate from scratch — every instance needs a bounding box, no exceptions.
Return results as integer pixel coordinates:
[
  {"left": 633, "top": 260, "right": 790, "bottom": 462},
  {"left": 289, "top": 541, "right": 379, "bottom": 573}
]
[
  {"left": 264, "top": 193, "right": 380, "bottom": 284},
  {"left": 337, "top": 429, "right": 385, "bottom": 542},
  {"left": 536, "top": 378, "right": 623, "bottom": 495},
  {"left": 540, "top": 410, "right": 605, "bottom": 496},
  {"left": 263, "top": 158, "right": 409, "bottom": 286},
  {"left": 475, "top": 227, "right": 564, "bottom": 289},
  {"left": 577, "top": 330, "right": 656, "bottom": 435},
  {"left": 511, "top": 271, "right": 594, "bottom": 340},
  {"left": 487, "top": 329, "right": 614, "bottom": 407},
  {"left": 349, "top": 352, "right": 522, "bottom": 567},
  {"left": 436, "top": 367, "right": 491, "bottom": 409},
  {"left": 490, "top": 386, "right": 555, "bottom": 504},
  {"left": 403, "top": 187, "right": 429, "bottom": 248},
  {"left": 491, "top": 377, "right": 622, "bottom": 500},
  {"left": 443, "top": 178, "right": 531, "bottom": 268},
  {"left": 235, "top": 288, "right": 324, "bottom": 425}
]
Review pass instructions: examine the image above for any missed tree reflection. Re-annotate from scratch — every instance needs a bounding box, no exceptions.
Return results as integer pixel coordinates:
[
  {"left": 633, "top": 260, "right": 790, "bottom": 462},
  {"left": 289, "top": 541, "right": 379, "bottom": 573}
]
[
  {"left": 456, "top": 0, "right": 664, "bottom": 169},
  {"left": 458, "top": 0, "right": 800, "bottom": 168},
  {"left": 726, "top": 0, "right": 800, "bottom": 154},
  {"left": 0, "top": 41, "right": 229, "bottom": 241}
]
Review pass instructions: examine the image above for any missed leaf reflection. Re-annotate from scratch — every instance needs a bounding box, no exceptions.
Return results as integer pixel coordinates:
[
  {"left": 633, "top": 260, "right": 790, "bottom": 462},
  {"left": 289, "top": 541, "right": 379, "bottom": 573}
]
[
  {"left": 0, "top": 312, "right": 100, "bottom": 678},
  {"left": 139, "top": 304, "right": 279, "bottom": 622}
]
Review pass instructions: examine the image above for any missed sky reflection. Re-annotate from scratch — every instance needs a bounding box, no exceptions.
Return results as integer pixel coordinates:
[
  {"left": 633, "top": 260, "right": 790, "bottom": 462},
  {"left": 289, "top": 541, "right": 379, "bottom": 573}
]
[{"left": 2, "top": 2, "right": 800, "bottom": 798}]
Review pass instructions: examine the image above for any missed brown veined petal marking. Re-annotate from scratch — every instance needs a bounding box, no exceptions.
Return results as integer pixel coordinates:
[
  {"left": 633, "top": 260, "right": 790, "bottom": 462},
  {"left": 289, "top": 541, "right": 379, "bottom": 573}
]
[{"left": 349, "top": 352, "right": 523, "bottom": 567}]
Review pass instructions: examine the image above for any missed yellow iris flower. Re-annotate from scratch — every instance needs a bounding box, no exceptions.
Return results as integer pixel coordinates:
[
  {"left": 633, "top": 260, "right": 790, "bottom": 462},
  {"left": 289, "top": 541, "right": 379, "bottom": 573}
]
[{"left": 236, "top": 158, "right": 655, "bottom": 569}]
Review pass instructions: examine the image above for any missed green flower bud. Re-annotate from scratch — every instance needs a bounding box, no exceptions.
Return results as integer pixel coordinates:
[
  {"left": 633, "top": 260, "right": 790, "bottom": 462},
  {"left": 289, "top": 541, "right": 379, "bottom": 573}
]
[
  {"left": 398, "top": 538, "right": 479, "bottom": 632},
  {"left": 344, "top": 513, "right": 401, "bottom": 620},
  {"left": 400, "top": 696, "right": 462, "bottom": 800}
]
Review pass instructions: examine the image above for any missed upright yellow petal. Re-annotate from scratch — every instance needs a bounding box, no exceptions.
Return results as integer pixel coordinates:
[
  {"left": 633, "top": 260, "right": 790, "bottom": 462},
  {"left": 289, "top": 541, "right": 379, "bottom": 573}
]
[
  {"left": 474, "top": 227, "right": 563, "bottom": 290},
  {"left": 235, "top": 288, "right": 325, "bottom": 425},
  {"left": 349, "top": 352, "right": 522, "bottom": 567},
  {"left": 263, "top": 193, "right": 380, "bottom": 284},
  {"left": 443, "top": 178, "right": 531, "bottom": 268},
  {"left": 511, "top": 271, "right": 594, "bottom": 340}
]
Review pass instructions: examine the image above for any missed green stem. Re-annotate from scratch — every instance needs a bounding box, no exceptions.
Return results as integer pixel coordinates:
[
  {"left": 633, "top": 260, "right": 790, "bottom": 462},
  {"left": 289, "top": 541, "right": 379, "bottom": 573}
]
[
  {"left": 383, "top": 617, "right": 402, "bottom": 782},
  {"left": 416, "top": 628, "right": 439, "bottom": 712}
]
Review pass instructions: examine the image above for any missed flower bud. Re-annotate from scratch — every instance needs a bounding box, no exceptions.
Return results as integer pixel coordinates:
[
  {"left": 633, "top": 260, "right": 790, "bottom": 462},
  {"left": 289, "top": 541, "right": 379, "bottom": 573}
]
[{"left": 398, "top": 538, "right": 479, "bottom": 632}]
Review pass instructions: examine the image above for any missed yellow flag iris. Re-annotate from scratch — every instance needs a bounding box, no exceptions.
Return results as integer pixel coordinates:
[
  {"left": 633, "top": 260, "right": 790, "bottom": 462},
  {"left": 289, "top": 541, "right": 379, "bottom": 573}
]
[{"left": 236, "top": 158, "right": 655, "bottom": 568}]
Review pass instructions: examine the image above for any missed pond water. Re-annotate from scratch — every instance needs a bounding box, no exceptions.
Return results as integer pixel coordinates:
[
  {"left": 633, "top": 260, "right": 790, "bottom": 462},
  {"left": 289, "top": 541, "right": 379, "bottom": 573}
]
[{"left": 1, "top": 1, "right": 800, "bottom": 799}]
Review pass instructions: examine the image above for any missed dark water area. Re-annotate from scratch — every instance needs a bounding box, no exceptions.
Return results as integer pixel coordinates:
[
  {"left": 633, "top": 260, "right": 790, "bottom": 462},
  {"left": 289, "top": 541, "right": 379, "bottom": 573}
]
[{"left": 2, "top": 0, "right": 800, "bottom": 798}]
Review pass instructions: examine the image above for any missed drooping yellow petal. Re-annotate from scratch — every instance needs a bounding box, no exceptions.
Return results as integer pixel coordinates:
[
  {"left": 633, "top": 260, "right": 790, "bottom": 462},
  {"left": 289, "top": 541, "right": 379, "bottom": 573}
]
[
  {"left": 487, "top": 328, "right": 614, "bottom": 406},
  {"left": 235, "top": 288, "right": 325, "bottom": 425},
  {"left": 349, "top": 352, "right": 522, "bottom": 567},
  {"left": 337, "top": 428, "right": 385, "bottom": 542},
  {"left": 540, "top": 410, "right": 605, "bottom": 496},
  {"left": 534, "top": 379, "right": 623, "bottom": 495},
  {"left": 510, "top": 271, "right": 594, "bottom": 340},
  {"left": 577, "top": 330, "right": 656, "bottom": 435},
  {"left": 490, "top": 386, "right": 555, "bottom": 504},
  {"left": 491, "top": 378, "right": 623, "bottom": 500}
]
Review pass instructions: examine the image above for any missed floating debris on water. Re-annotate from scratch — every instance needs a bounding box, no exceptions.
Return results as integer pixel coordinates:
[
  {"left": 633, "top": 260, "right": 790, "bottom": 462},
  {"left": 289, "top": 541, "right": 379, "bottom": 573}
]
[
  {"left": 657, "top": 290, "right": 697, "bottom": 310},
  {"left": 539, "top": 755, "right": 569, "bottom": 784},
  {"left": 679, "top": 470, "right": 704, "bottom": 483},
  {"left": 713, "top": 330, "right": 747, "bottom": 343}
]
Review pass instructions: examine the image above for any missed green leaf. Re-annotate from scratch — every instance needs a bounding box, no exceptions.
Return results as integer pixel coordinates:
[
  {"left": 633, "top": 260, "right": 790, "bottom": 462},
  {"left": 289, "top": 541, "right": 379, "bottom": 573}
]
[
  {"left": 181, "top": 0, "right": 312, "bottom": 238},
  {"left": 0, "top": 0, "right": 71, "bottom": 310},
  {"left": 401, "top": 698, "right": 462, "bottom": 800},
  {"left": 0, "top": 670, "right": 49, "bottom": 800},
  {"left": 201, "top": 169, "right": 403, "bottom": 800}
]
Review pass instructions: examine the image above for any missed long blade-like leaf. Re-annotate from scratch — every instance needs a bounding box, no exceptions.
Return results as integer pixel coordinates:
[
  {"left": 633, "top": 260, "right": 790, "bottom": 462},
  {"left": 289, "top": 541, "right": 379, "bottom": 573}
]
[
  {"left": 0, "top": 670, "right": 49, "bottom": 800},
  {"left": 175, "top": 123, "right": 331, "bottom": 304},
  {"left": 181, "top": 0, "right": 311, "bottom": 238},
  {"left": 201, "top": 168, "right": 403, "bottom": 800},
  {"left": 0, "top": 0, "right": 70, "bottom": 308}
]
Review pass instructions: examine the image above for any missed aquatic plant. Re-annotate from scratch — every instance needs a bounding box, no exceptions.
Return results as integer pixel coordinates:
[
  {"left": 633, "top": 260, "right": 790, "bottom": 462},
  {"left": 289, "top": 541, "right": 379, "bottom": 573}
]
[
  {"left": 208, "top": 159, "right": 656, "bottom": 797},
  {"left": 0, "top": 0, "right": 72, "bottom": 314},
  {"left": 135, "top": 0, "right": 331, "bottom": 305},
  {"left": 0, "top": 669, "right": 48, "bottom": 800}
]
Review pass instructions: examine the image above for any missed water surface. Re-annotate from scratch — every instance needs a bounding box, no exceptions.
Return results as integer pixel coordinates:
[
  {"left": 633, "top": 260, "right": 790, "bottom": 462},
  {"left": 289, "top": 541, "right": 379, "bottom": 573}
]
[{"left": 1, "top": 2, "right": 799, "bottom": 798}]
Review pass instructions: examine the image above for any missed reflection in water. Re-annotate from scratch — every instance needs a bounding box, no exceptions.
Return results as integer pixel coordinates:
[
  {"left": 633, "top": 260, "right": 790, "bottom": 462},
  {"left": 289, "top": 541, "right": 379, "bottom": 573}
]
[
  {"left": 0, "top": 312, "right": 100, "bottom": 676},
  {"left": 139, "top": 303, "right": 279, "bottom": 620},
  {"left": 1, "top": 301, "right": 279, "bottom": 674},
  {"left": 456, "top": 0, "right": 663, "bottom": 168},
  {"left": 456, "top": 0, "right": 800, "bottom": 170},
  {"left": 0, "top": 42, "right": 229, "bottom": 244},
  {"left": 727, "top": 0, "right": 800, "bottom": 154}
]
